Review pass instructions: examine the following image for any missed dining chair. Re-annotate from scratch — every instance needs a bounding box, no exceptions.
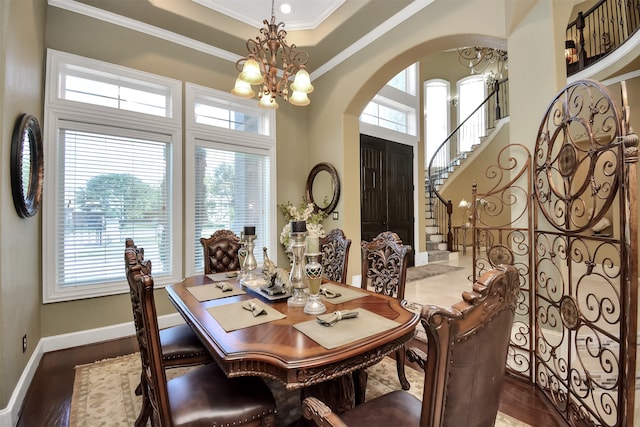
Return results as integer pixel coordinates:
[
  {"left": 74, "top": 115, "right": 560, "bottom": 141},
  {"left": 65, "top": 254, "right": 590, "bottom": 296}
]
[
  {"left": 200, "top": 229, "right": 243, "bottom": 273},
  {"left": 302, "top": 264, "right": 520, "bottom": 427},
  {"left": 360, "top": 231, "right": 412, "bottom": 391},
  {"left": 124, "top": 241, "right": 277, "bottom": 427},
  {"left": 320, "top": 228, "right": 352, "bottom": 284},
  {"left": 125, "top": 239, "right": 212, "bottom": 398}
]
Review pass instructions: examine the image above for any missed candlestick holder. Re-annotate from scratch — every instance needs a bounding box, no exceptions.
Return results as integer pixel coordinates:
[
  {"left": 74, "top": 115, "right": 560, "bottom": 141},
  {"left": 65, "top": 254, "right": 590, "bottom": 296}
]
[
  {"left": 238, "top": 232, "right": 247, "bottom": 278},
  {"left": 242, "top": 233, "right": 258, "bottom": 280},
  {"left": 303, "top": 253, "right": 326, "bottom": 314},
  {"left": 287, "top": 221, "right": 309, "bottom": 307}
]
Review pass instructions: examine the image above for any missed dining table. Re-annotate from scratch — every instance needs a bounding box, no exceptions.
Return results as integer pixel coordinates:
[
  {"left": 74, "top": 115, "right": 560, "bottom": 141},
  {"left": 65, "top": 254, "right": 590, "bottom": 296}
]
[{"left": 165, "top": 272, "right": 419, "bottom": 415}]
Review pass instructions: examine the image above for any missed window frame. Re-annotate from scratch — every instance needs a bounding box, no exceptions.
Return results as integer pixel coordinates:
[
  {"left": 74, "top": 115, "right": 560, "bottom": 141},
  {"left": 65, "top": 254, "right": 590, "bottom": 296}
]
[
  {"left": 184, "top": 83, "right": 278, "bottom": 277},
  {"left": 424, "top": 78, "right": 451, "bottom": 169},
  {"left": 42, "top": 49, "right": 183, "bottom": 303}
]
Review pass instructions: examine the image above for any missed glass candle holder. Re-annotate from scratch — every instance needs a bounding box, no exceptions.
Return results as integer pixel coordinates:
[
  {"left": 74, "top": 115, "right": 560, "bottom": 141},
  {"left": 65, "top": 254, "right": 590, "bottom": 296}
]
[
  {"left": 242, "top": 233, "right": 258, "bottom": 280},
  {"left": 287, "top": 221, "right": 309, "bottom": 307},
  {"left": 303, "top": 253, "right": 326, "bottom": 314}
]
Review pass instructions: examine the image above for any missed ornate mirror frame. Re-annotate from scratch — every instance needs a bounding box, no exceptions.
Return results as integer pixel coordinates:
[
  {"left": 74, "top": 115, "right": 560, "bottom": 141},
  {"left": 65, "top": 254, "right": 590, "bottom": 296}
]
[
  {"left": 11, "top": 113, "right": 44, "bottom": 218},
  {"left": 305, "top": 162, "right": 340, "bottom": 214}
]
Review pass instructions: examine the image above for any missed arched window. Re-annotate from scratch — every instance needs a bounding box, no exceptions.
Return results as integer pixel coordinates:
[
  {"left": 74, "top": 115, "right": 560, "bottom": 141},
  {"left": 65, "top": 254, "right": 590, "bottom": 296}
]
[
  {"left": 424, "top": 79, "right": 450, "bottom": 168},
  {"left": 457, "top": 75, "right": 486, "bottom": 153}
]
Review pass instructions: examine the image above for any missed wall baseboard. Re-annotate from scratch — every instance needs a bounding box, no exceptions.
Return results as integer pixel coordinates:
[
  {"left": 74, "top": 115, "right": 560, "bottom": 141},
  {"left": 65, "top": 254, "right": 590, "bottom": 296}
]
[{"left": 0, "top": 313, "right": 183, "bottom": 427}]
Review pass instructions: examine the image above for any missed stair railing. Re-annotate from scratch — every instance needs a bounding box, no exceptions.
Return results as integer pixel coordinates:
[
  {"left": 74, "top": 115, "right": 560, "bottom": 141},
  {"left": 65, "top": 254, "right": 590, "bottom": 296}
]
[
  {"left": 426, "top": 78, "right": 509, "bottom": 252},
  {"left": 566, "top": 0, "right": 640, "bottom": 75}
]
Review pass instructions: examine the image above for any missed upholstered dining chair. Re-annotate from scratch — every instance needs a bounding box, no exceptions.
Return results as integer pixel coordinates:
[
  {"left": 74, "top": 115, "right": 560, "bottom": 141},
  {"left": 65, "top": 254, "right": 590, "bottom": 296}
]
[
  {"left": 302, "top": 264, "right": 520, "bottom": 427},
  {"left": 320, "top": 228, "right": 352, "bottom": 284},
  {"left": 125, "top": 239, "right": 212, "bottom": 397},
  {"left": 200, "top": 229, "right": 242, "bottom": 273},
  {"left": 124, "top": 240, "right": 277, "bottom": 427},
  {"left": 360, "top": 231, "right": 412, "bottom": 391}
]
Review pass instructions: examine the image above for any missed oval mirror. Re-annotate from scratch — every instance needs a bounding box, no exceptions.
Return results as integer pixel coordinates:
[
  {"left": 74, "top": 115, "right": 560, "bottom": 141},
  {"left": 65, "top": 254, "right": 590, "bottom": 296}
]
[
  {"left": 11, "top": 113, "right": 44, "bottom": 218},
  {"left": 305, "top": 162, "right": 340, "bottom": 214}
]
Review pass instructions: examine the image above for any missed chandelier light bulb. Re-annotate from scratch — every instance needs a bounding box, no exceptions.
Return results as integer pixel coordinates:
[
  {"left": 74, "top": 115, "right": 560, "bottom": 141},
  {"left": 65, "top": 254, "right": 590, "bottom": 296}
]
[
  {"left": 259, "top": 92, "right": 279, "bottom": 109},
  {"left": 291, "top": 69, "right": 314, "bottom": 94},
  {"left": 239, "top": 58, "right": 265, "bottom": 85},
  {"left": 231, "top": 78, "right": 256, "bottom": 98},
  {"left": 289, "top": 90, "right": 310, "bottom": 106}
]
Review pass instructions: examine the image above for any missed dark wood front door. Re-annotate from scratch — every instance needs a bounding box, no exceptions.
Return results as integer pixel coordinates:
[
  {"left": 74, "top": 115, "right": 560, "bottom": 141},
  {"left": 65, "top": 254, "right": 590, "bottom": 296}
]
[{"left": 360, "top": 134, "right": 414, "bottom": 264}]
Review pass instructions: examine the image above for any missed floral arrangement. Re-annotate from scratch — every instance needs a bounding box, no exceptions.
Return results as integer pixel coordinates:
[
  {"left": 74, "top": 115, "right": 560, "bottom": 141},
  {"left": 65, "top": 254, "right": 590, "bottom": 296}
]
[{"left": 278, "top": 198, "right": 328, "bottom": 250}]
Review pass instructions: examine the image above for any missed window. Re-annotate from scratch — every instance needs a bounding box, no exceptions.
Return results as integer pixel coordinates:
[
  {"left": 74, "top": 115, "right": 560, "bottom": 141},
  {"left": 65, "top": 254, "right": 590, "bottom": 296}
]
[
  {"left": 185, "top": 84, "right": 276, "bottom": 276},
  {"left": 424, "top": 79, "right": 450, "bottom": 168},
  {"left": 387, "top": 63, "right": 417, "bottom": 95},
  {"left": 359, "top": 63, "right": 419, "bottom": 143},
  {"left": 457, "top": 76, "right": 486, "bottom": 152},
  {"left": 43, "top": 49, "right": 182, "bottom": 302},
  {"left": 360, "top": 99, "right": 411, "bottom": 134}
]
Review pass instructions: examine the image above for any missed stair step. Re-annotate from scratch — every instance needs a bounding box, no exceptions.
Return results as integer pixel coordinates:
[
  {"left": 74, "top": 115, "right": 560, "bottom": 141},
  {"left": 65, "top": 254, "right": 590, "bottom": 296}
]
[
  {"left": 427, "top": 234, "right": 444, "bottom": 243},
  {"left": 425, "top": 226, "right": 439, "bottom": 234},
  {"left": 427, "top": 250, "right": 450, "bottom": 263}
]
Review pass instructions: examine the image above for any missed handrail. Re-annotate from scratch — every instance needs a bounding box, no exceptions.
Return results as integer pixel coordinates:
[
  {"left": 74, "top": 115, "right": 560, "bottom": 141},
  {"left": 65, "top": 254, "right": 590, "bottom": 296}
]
[
  {"left": 426, "top": 78, "right": 508, "bottom": 252},
  {"left": 566, "top": 0, "right": 640, "bottom": 75}
]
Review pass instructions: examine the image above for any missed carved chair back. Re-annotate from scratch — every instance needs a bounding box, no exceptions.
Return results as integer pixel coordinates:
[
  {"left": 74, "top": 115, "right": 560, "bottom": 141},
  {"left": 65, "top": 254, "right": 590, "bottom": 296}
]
[
  {"left": 301, "top": 265, "right": 520, "bottom": 427},
  {"left": 320, "top": 228, "right": 352, "bottom": 284},
  {"left": 360, "top": 231, "right": 411, "bottom": 299},
  {"left": 124, "top": 241, "right": 172, "bottom": 424},
  {"left": 200, "top": 229, "right": 242, "bottom": 273},
  {"left": 419, "top": 264, "right": 520, "bottom": 426}
]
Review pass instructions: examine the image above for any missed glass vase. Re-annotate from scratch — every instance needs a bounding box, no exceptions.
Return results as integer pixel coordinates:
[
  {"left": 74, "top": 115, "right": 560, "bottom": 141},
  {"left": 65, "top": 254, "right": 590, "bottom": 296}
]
[
  {"left": 287, "top": 221, "right": 309, "bottom": 307},
  {"left": 303, "top": 253, "right": 326, "bottom": 314}
]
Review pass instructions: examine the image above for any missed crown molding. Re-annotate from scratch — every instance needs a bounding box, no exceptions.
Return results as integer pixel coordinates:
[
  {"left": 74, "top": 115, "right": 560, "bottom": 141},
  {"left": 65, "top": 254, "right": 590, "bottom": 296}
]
[{"left": 48, "top": 0, "right": 433, "bottom": 82}]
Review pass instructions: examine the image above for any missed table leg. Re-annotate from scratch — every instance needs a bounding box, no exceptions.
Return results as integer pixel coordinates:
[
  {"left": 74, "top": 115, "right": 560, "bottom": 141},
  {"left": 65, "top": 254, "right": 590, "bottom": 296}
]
[{"left": 300, "top": 373, "right": 357, "bottom": 414}]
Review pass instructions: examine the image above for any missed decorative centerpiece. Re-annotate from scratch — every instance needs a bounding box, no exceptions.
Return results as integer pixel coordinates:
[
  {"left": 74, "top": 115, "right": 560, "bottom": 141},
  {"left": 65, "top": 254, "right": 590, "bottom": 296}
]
[
  {"left": 303, "top": 235, "right": 326, "bottom": 314},
  {"left": 279, "top": 199, "right": 327, "bottom": 262},
  {"left": 242, "top": 226, "right": 258, "bottom": 280},
  {"left": 287, "top": 220, "right": 309, "bottom": 307}
]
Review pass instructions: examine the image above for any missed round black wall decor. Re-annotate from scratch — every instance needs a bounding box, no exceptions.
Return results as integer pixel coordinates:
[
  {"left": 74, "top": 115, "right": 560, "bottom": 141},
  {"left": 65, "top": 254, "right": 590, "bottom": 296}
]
[{"left": 11, "top": 113, "right": 44, "bottom": 218}]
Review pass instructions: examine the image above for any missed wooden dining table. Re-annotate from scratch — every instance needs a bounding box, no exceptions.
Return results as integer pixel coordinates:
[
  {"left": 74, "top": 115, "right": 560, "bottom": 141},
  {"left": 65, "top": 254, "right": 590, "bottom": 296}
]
[{"left": 165, "top": 273, "right": 419, "bottom": 414}]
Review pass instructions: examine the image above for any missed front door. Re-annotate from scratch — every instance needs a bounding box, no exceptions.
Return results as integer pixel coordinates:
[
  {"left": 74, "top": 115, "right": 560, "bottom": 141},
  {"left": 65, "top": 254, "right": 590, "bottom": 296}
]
[{"left": 360, "top": 134, "right": 414, "bottom": 264}]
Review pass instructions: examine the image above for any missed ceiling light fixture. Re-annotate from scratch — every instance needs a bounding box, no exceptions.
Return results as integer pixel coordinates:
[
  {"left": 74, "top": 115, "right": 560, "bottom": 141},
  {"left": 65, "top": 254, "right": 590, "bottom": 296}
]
[
  {"left": 231, "top": 0, "right": 313, "bottom": 109},
  {"left": 457, "top": 47, "right": 508, "bottom": 78}
]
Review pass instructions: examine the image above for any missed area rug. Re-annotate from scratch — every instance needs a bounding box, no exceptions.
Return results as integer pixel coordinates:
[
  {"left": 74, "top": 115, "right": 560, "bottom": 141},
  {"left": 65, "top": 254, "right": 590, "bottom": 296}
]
[
  {"left": 69, "top": 353, "right": 529, "bottom": 426},
  {"left": 405, "top": 263, "right": 464, "bottom": 281}
]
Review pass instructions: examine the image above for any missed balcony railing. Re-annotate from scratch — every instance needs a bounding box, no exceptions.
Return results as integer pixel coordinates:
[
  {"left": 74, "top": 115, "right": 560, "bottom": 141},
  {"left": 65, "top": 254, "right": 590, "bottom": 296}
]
[
  {"left": 426, "top": 78, "right": 509, "bottom": 251},
  {"left": 566, "top": 0, "right": 640, "bottom": 75}
]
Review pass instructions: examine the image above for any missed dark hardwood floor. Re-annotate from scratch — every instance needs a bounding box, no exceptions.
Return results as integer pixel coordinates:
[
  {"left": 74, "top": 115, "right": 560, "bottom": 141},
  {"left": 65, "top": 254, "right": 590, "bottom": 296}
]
[{"left": 17, "top": 336, "right": 568, "bottom": 426}]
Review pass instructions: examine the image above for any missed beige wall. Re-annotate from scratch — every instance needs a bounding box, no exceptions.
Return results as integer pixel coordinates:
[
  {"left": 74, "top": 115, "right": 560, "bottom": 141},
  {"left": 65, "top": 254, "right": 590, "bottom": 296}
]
[{"left": 0, "top": 0, "right": 46, "bottom": 408}]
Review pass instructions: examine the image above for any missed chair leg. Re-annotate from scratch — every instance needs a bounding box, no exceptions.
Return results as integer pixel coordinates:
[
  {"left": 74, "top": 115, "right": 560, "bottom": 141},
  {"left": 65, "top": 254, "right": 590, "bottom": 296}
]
[
  {"left": 395, "top": 347, "right": 410, "bottom": 390},
  {"left": 135, "top": 372, "right": 151, "bottom": 427}
]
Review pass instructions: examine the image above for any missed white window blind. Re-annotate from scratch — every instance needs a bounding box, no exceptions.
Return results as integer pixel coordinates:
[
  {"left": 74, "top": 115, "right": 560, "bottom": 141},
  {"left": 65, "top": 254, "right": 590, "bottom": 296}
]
[
  {"left": 193, "top": 144, "right": 270, "bottom": 272},
  {"left": 57, "top": 125, "right": 171, "bottom": 287},
  {"left": 185, "top": 83, "right": 276, "bottom": 276},
  {"left": 44, "top": 49, "right": 181, "bottom": 302}
]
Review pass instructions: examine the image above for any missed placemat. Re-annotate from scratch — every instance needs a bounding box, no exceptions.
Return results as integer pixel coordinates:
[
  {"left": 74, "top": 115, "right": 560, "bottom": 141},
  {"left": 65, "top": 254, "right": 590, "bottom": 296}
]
[
  {"left": 294, "top": 308, "right": 399, "bottom": 349},
  {"left": 187, "top": 283, "right": 246, "bottom": 301},
  {"left": 207, "top": 298, "right": 286, "bottom": 331},
  {"left": 319, "top": 283, "right": 368, "bottom": 304},
  {"left": 206, "top": 271, "right": 239, "bottom": 281}
]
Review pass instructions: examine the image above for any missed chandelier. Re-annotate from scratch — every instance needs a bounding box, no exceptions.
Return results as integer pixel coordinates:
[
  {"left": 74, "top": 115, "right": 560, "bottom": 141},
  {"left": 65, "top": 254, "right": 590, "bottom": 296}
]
[
  {"left": 457, "top": 47, "right": 508, "bottom": 80},
  {"left": 231, "top": 0, "right": 314, "bottom": 109}
]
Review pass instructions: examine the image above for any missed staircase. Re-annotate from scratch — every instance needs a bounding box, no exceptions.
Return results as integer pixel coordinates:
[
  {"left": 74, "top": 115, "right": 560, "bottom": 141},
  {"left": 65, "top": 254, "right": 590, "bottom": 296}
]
[
  {"left": 424, "top": 183, "right": 449, "bottom": 262},
  {"left": 424, "top": 78, "right": 509, "bottom": 263}
]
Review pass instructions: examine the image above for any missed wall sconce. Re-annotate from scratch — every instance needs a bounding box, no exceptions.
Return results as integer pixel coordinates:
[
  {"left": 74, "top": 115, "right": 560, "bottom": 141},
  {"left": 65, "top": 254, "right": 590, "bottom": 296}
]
[
  {"left": 447, "top": 95, "right": 458, "bottom": 107},
  {"left": 565, "top": 40, "right": 578, "bottom": 64}
]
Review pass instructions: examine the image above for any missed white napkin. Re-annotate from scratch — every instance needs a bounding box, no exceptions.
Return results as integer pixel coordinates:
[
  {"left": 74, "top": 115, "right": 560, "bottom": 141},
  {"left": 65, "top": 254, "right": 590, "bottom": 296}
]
[
  {"left": 216, "top": 282, "right": 233, "bottom": 292},
  {"left": 242, "top": 301, "right": 267, "bottom": 317},
  {"left": 316, "top": 310, "right": 359, "bottom": 326}
]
